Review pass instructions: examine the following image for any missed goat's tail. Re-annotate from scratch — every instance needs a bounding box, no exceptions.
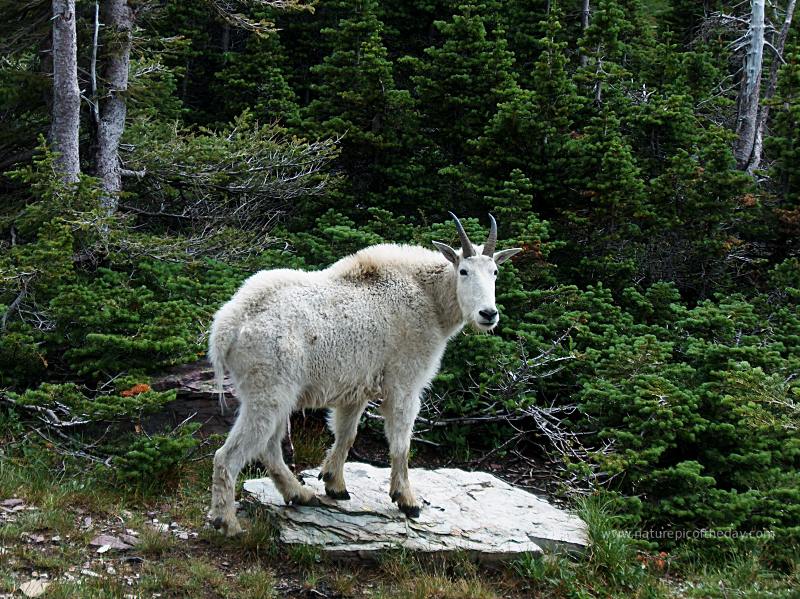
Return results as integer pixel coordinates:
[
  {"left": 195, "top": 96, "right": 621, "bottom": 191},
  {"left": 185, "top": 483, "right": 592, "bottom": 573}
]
[{"left": 208, "top": 303, "right": 240, "bottom": 414}]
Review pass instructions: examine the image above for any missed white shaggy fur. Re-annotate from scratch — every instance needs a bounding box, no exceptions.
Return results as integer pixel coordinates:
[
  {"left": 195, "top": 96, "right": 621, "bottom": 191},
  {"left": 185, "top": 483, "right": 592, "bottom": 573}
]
[{"left": 208, "top": 232, "right": 520, "bottom": 536}]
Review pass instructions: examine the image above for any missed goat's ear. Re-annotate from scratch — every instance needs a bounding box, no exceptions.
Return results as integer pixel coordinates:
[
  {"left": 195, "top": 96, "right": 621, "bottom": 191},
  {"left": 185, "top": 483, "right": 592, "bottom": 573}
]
[
  {"left": 432, "top": 241, "right": 459, "bottom": 265},
  {"left": 493, "top": 247, "right": 523, "bottom": 265}
]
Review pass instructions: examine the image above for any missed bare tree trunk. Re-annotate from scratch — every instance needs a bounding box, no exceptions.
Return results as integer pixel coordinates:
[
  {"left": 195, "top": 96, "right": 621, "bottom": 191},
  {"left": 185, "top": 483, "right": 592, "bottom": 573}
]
[
  {"left": 734, "top": 0, "right": 766, "bottom": 170},
  {"left": 51, "top": 0, "right": 80, "bottom": 182},
  {"left": 89, "top": 1, "right": 100, "bottom": 127},
  {"left": 580, "top": 0, "right": 590, "bottom": 67},
  {"left": 747, "top": 0, "right": 796, "bottom": 174},
  {"left": 222, "top": 23, "right": 231, "bottom": 52},
  {"left": 96, "top": 0, "right": 134, "bottom": 215}
]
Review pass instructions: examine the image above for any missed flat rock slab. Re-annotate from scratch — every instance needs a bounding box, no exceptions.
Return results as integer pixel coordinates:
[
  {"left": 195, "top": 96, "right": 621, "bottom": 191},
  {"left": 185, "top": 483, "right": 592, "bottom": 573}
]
[{"left": 243, "top": 463, "right": 587, "bottom": 561}]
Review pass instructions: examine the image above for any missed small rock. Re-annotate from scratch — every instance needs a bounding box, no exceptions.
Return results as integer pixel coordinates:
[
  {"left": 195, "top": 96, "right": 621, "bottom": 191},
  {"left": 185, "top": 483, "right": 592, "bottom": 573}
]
[
  {"left": 150, "top": 522, "right": 169, "bottom": 533},
  {"left": 83, "top": 516, "right": 93, "bottom": 528},
  {"left": 81, "top": 569, "right": 100, "bottom": 578},
  {"left": 0, "top": 498, "right": 24, "bottom": 508},
  {"left": 177, "top": 532, "right": 189, "bottom": 540},
  {"left": 89, "top": 534, "right": 133, "bottom": 551},
  {"left": 19, "top": 580, "right": 50, "bottom": 597},
  {"left": 25, "top": 533, "right": 46, "bottom": 544},
  {"left": 125, "top": 528, "right": 138, "bottom": 536},
  {"left": 119, "top": 534, "right": 139, "bottom": 546},
  {"left": 106, "top": 566, "right": 116, "bottom": 575},
  {"left": 169, "top": 521, "right": 179, "bottom": 530},
  {"left": 97, "top": 544, "right": 111, "bottom": 554},
  {"left": 51, "top": 535, "right": 62, "bottom": 544}
]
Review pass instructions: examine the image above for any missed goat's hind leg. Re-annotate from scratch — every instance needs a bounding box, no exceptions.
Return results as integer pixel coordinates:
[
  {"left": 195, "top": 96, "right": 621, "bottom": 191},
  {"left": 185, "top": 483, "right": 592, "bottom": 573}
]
[
  {"left": 210, "top": 406, "right": 269, "bottom": 536},
  {"left": 260, "top": 413, "right": 318, "bottom": 506},
  {"left": 319, "top": 402, "right": 366, "bottom": 500}
]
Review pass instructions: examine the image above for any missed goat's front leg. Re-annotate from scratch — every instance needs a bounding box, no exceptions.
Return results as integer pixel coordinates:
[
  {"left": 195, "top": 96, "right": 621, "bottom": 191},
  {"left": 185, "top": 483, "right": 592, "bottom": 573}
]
[
  {"left": 381, "top": 393, "right": 421, "bottom": 518},
  {"left": 319, "top": 402, "right": 366, "bottom": 499}
]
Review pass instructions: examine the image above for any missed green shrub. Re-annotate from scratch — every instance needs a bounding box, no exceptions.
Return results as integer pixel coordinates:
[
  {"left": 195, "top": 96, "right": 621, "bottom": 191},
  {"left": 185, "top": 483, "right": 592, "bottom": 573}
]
[
  {"left": 114, "top": 423, "right": 202, "bottom": 484},
  {"left": 7, "top": 382, "right": 176, "bottom": 421}
]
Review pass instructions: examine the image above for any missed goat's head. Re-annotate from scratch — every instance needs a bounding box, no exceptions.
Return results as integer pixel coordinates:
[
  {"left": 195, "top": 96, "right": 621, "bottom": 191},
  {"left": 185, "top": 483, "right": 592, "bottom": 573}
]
[{"left": 433, "top": 213, "right": 522, "bottom": 332}]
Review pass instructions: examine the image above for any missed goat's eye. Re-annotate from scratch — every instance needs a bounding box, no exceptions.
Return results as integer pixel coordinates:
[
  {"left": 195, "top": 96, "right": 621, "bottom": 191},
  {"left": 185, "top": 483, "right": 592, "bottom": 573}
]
[
  {"left": 459, "top": 269, "right": 468, "bottom": 276},
  {"left": 493, "top": 270, "right": 498, "bottom": 276}
]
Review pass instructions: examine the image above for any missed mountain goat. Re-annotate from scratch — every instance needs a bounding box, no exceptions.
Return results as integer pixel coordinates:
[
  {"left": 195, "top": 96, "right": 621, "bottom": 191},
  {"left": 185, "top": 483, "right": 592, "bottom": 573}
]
[{"left": 208, "top": 213, "right": 521, "bottom": 535}]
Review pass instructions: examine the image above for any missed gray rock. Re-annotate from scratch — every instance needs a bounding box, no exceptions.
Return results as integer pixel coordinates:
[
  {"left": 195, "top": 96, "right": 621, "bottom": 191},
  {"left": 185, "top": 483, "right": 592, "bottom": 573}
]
[
  {"left": 89, "top": 534, "right": 133, "bottom": 551},
  {"left": 119, "top": 534, "right": 140, "bottom": 546},
  {"left": 243, "top": 463, "right": 587, "bottom": 561},
  {"left": 19, "top": 579, "right": 49, "bottom": 598}
]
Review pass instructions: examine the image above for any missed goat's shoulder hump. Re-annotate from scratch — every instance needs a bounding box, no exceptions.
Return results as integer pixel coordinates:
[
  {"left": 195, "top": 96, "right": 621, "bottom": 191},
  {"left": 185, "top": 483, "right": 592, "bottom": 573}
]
[{"left": 327, "top": 244, "right": 447, "bottom": 282}]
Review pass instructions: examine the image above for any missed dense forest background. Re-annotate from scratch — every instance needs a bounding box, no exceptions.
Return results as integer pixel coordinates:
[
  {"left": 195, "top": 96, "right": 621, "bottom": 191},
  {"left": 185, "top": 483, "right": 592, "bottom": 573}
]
[{"left": 1, "top": 0, "right": 799, "bottom": 576}]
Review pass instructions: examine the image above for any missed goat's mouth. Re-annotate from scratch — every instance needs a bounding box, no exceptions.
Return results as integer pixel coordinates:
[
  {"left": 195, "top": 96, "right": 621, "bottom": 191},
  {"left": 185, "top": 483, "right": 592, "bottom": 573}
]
[{"left": 475, "top": 319, "right": 498, "bottom": 331}]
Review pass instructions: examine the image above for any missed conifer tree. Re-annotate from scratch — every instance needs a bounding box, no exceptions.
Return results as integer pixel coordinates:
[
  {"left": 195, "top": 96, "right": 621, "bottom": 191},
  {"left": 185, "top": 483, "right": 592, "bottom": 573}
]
[
  {"left": 766, "top": 43, "right": 800, "bottom": 259},
  {"left": 411, "top": 2, "right": 516, "bottom": 164},
  {"left": 576, "top": 0, "right": 650, "bottom": 105},
  {"left": 498, "top": 0, "right": 550, "bottom": 82},
  {"left": 472, "top": 8, "right": 584, "bottom": 205},
  {"left": 562, "top": 110, "right": 648, "bottom": 286},
  {"left": 405, "top": 2, "right": 517, "bottom": 211},
  {"left": 302, "top": 0, "right": 417, "bottom": 213},
  {"left": 213, "top": 28, "right": 301, "bottom": 127}
]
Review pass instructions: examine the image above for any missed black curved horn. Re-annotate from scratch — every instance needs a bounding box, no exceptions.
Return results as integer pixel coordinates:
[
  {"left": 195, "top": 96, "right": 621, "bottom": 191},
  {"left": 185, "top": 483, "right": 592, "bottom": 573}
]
[
  {"left": 448, "top": 212, "right": 475, "bottom": 257},
  {"left": 483, "top": 213, "right": 497, "bottom": 256}
]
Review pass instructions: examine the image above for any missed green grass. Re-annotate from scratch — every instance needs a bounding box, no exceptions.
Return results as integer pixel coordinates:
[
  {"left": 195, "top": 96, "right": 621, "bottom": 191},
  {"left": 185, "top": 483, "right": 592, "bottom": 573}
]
[
  {"left": 47, "top": 578, "right": 130, "bottom": 599},
  {"left": 375, "top": 549, "right": 506, "bottom": 599},
  {"left": 235, "top": 568, "right": 279, "bottom": 599},
  {"left": 290, "top": 418, "right": 332, "bottom": 468}
]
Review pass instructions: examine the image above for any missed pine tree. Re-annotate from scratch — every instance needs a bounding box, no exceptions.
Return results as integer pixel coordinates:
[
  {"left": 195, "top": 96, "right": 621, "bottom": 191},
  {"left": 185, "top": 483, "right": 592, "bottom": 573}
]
[
  {"left": 765, "top": 44, "right": 800, "bottom": 260},
  {"left": 406, "top": 1, "right": 517, "bottom": 211},
  {"left": 576, "top": 0, "right": 652, "bottom": 106},
  {"left": 301, "top": 0, "right": 418, "bottom": 214},
  {"left": 561, "top": 110, "right": 649, "bottom": 287},
  {"left": 411, "top": 2, "right": 516, "bottom": 164},
  {"left": 213, "top": 29, "right": 301, "bottom": 127},
  {"left": 472, "top": 8, "right": 585, "bottom": 204},
  {"left": 498, "top": 0, "right": 550, "bottom": 83},
  {"left": 150, "top": 1, "right": 227, "bottom": 125}
]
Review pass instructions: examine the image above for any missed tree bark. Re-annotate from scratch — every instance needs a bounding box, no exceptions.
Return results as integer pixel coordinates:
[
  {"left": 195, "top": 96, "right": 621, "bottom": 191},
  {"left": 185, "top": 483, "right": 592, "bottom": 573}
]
[
  {"left": 747, "top": 0, "right": 796, "bottom": 174},
  {"left": 96, "top": 0, "right": 134, "bottom": 215},
  {"left": 734, "top": 0, "right": 766, "bottom": 170},
  {"left": 222, "top": 23, "right": 231, "bottom": 52},
  {"left": 580, "top": 0, "right": 590, "bottom": 67},
  {"left": 50, "top": 0, "right": 81, "bottom": 182}
]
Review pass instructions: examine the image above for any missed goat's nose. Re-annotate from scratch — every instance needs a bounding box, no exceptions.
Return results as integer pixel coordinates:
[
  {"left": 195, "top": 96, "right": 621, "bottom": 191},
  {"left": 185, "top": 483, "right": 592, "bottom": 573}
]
[{"left": 479, "top": 309, "right": 498, "bottom": 321}]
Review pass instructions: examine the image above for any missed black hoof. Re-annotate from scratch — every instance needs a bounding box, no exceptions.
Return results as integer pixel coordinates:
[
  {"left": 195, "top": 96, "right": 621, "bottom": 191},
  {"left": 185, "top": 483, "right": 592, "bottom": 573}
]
[
  {"left": 326, "top": 488, "right": 351, "bottom": 500},
  {"left": 289, "top": 494, "right": 321, "bottom": 507},
  {"left": 399, "top": 504, "right": 421, "bottom": 518},
  {"left": 212, "top": 517, "right": 223, "bottom": 530}
]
